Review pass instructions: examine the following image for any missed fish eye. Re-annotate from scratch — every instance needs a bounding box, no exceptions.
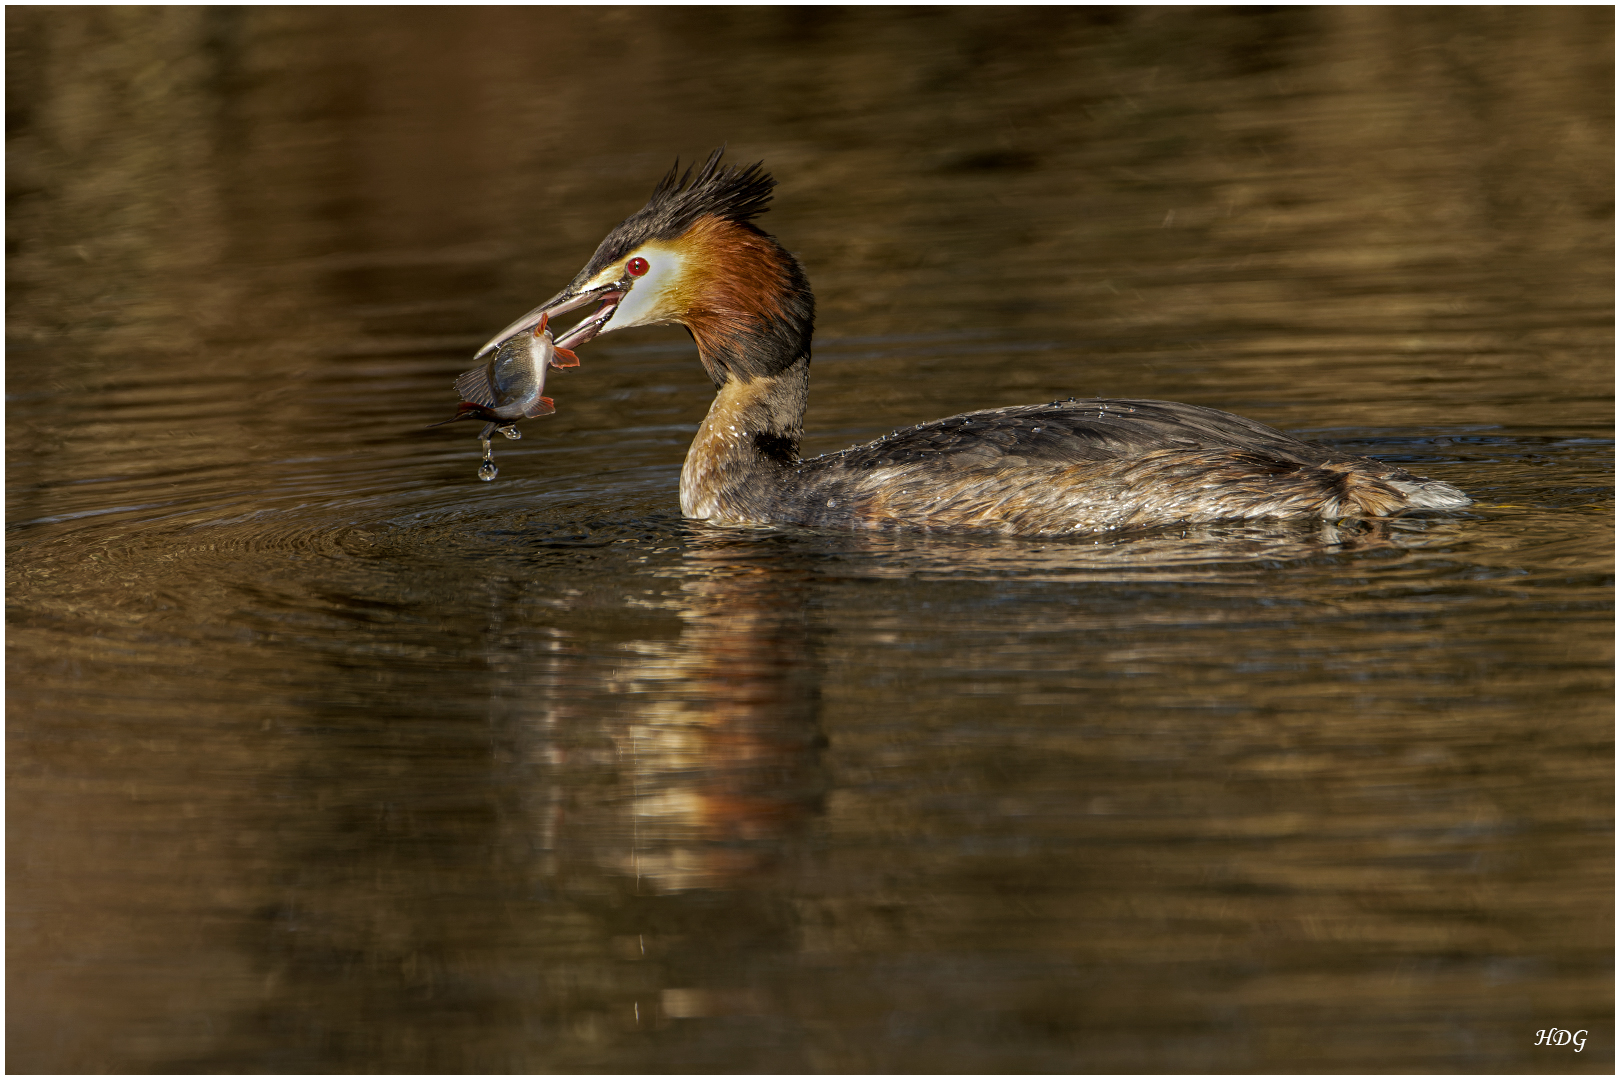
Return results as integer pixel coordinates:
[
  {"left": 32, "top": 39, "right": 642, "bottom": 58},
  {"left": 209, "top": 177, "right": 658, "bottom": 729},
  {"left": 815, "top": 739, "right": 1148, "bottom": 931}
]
[{"left": 626, "top": 257, "right": 649, "bottom": 278}]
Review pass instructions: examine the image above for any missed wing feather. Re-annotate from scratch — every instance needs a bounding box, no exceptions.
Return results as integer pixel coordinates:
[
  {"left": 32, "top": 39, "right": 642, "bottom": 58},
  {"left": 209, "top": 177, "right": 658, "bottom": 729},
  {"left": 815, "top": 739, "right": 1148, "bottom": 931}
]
[{"left": 813, "top": 399, "right": 1339, "bottom": 473}]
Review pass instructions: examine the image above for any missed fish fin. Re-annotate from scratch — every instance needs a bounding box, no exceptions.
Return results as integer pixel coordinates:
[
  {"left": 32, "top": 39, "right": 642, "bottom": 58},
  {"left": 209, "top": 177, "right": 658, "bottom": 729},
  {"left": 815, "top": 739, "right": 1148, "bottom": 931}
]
[
  {"left": 523, "top": 396, "right": 556, "bottom": 419},
  {"left": 453, "top": 366, "right": 497, "bottom": 407},
  {"left": 549, "top": 345, "right": 580, "bottom": 369}
]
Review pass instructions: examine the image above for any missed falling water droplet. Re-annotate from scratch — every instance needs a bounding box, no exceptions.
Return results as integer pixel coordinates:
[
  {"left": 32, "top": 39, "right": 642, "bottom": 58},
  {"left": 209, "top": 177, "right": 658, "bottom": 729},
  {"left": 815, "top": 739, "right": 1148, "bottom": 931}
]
[
  {"left": 500, "top": 426, "right": 522, "bottom": 440},
  {"left": 478, "top": 460, "right": 499, "bottom": 481}
]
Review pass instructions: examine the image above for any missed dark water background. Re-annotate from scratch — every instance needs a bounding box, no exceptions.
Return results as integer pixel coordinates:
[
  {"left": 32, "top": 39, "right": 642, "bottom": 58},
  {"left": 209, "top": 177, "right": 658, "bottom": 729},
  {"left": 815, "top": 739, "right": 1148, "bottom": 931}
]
[{"left": 7, "top": 7, "right": 1613, "bottom": 1073}]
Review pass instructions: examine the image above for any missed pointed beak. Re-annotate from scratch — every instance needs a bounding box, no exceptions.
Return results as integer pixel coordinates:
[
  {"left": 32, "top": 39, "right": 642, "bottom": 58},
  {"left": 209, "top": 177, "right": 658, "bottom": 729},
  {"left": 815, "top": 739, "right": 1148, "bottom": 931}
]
[{"left": 475, "top": 280, "right": 630, "bottom": 360}]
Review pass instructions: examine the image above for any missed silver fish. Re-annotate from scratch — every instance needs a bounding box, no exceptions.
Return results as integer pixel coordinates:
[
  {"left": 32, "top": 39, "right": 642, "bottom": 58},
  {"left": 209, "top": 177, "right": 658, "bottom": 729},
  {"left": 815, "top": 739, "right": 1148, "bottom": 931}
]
[{"left": 434, "top": 312, "right": 579, "bottom": 480}]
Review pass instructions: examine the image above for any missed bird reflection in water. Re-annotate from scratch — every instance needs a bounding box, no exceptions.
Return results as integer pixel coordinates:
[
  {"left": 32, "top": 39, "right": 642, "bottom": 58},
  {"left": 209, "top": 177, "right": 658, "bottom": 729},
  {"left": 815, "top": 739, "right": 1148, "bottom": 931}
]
[
  {"left": 585, "top": 529, "right": 824, "bottom": 895},
  {"left": 532, "top": 512, "right": 1456, "bottom": 895}
]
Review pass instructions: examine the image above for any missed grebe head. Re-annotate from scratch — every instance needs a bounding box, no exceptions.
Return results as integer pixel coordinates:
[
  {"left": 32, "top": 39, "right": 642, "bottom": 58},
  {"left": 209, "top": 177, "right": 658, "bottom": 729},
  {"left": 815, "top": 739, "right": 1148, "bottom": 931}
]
[{"left": 476, "top": 149, "right": 813, "bottom": 385}]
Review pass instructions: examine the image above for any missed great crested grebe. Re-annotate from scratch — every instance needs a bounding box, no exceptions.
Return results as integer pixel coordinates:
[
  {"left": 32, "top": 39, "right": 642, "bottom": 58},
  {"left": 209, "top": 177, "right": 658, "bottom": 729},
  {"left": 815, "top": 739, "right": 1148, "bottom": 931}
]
[{"left": 473, "top": 150, "right": 1470, "bottom": 534}]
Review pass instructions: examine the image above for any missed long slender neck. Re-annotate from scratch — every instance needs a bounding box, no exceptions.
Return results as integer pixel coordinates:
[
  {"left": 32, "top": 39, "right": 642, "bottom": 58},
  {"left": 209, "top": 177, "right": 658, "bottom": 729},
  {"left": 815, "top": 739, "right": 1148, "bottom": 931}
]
[
  {"left": 675, "top": 218, "right": 815, "bottom": 523},
  {"left": 679, "top": 356, "right": 810, "bottom": 522}
]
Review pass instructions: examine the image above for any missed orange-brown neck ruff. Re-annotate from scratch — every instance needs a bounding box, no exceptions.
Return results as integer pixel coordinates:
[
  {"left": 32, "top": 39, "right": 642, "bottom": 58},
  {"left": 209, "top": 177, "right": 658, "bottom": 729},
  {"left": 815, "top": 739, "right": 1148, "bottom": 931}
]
[{"left": 671, "top": 216, "right": 813, "bottom": 386}]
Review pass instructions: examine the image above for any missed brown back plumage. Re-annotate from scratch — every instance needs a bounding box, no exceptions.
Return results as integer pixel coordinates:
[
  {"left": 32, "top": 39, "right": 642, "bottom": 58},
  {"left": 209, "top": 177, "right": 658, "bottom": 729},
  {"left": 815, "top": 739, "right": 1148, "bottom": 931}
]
[{"left": 773, "top": 398, "right": 1470, "bottom": 534}]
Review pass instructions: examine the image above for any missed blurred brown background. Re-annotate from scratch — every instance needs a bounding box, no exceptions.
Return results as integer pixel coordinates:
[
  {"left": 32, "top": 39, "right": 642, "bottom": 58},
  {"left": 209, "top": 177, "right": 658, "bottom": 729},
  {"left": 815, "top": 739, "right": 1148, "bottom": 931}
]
[{"left": 7, "top": 7, "right": 1612, "bottom": 1073}]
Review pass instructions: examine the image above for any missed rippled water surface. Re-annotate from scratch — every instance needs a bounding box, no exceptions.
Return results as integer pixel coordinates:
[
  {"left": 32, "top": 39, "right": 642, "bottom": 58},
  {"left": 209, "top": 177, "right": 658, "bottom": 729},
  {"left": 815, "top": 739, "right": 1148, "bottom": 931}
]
[{"left": 7, "top": 8, "right": 1613, "bottom": 1073}]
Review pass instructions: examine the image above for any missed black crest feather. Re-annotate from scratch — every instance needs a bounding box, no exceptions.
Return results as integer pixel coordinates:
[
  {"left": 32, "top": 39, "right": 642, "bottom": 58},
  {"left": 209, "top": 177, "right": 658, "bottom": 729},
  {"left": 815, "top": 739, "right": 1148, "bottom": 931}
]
[
  {"left": 642, "top": 148, "right": 775, "bottom": 232},
  {"left": 574, "top": 149, "right": 777, "bottom": 280}
]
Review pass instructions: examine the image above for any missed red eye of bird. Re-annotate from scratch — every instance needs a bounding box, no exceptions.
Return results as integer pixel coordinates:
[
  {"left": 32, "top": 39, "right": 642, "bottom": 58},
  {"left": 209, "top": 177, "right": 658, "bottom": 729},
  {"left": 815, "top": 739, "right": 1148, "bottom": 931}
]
[{"left": 626, "top": 256, "right": 649, "bottom": 278}]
